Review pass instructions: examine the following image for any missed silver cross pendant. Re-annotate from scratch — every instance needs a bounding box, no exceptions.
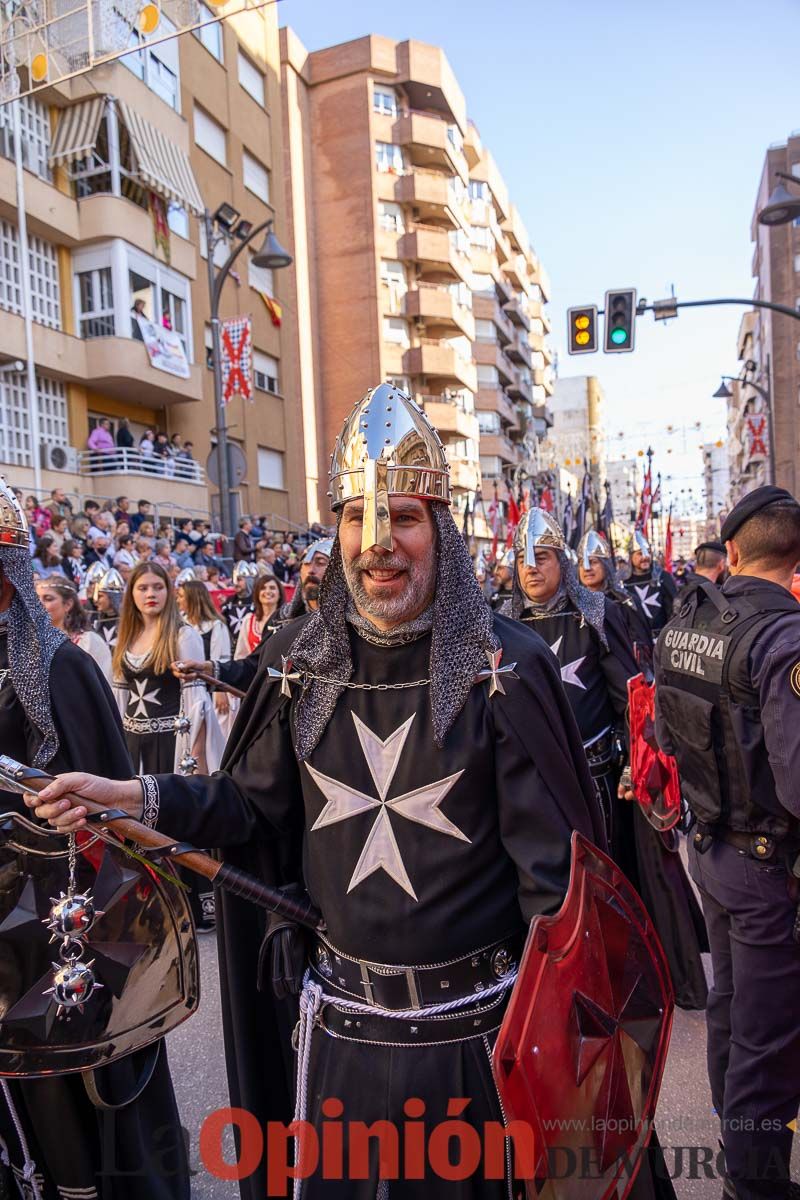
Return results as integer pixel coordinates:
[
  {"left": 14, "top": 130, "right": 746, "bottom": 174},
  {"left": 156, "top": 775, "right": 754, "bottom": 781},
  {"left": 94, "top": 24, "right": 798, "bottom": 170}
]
[
  {"left": 267, "top": 655, "right": 302, "bottom": 698},
  {"left": 475, "top": 648, "right": 518, "bottom": 698}
]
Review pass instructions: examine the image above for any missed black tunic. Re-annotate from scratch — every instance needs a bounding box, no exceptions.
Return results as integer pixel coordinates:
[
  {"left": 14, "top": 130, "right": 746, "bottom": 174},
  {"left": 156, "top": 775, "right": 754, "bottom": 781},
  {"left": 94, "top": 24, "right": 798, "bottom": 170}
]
[
  {"left": 623, "top": 569, "right": 678, "bottom": 638},
  {"left": 0, "top": 634, "right": 189, "bottom": 1200},
  {"left": 147, "top": 613, "right": 612, "bottom": 1199},
  {"left": 221, "top": 596, "right": 252, "bottom": 641},
  {"left": 92, "top": 614, "right": 119, "bottom": 651}
]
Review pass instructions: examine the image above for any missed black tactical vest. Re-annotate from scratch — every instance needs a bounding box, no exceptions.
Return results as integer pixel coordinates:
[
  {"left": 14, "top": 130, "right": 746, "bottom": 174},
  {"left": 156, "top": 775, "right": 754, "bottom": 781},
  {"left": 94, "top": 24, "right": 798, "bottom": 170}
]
[{"left": 655, "top": 579, "right": 800, "bottom": 838}]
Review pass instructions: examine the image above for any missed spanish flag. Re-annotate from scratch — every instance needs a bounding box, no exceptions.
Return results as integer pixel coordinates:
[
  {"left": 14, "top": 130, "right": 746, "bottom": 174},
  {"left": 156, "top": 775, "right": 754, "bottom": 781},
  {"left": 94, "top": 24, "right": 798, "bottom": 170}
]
[{"left": 259, "top": 291, "right": 282, "bottom": 327}]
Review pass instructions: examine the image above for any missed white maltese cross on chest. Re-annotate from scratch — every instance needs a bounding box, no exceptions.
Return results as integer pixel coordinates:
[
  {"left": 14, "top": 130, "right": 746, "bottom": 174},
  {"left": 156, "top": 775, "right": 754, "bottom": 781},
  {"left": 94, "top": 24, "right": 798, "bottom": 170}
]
[{"left": 305, "top": 712, "right": 468, "bottom": 900}]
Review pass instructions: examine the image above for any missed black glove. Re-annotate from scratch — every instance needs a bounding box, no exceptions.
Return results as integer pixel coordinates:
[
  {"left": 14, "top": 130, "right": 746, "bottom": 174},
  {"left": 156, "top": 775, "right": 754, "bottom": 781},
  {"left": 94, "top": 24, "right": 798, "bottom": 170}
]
[{"left": 257, "top": 882, "right": 310, "bottom": 999}]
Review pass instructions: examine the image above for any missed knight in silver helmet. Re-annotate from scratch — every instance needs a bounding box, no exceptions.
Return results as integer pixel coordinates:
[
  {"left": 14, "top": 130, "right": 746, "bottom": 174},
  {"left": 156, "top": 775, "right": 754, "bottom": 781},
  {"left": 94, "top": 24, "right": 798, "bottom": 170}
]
[
  {"left": 578, "top": 529, "right": 654, "bottom": 668},
  {"left": 0, "top": 477, "right": 190, "bottom": 1198},
  {"left": 509, "top": 506, "right": 639, "bottom": 847},
  {"left": 489, "top": 544, "right": 515, "bottom": 610},
  {"left": 622, "top": 526, "right": 678, "bottom": 639},
  {"left": 91, "top": 566, "right": 124, "bottom": 651},
  {"left": 32, "top": 385, "right": 623, "bottom": 1200},
  {"left": 277, "top": 535, "right": 333, "bottom": 622}
]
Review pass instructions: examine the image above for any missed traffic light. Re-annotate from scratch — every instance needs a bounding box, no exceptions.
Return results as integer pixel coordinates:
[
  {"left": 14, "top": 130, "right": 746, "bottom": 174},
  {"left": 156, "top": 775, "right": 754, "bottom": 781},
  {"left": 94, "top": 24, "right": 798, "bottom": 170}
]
[
  {"left": 567, "top": 305, "right": 598, "bottom": 355},
  {"left": 604, "top": 289, "right": 637, "bottom": 353}
]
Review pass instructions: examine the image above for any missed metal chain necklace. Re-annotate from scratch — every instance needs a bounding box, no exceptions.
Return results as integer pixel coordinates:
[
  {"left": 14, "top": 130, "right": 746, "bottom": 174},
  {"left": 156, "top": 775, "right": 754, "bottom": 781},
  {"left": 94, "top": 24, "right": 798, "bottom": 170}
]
[{"left": 307, "top": 675, "right": 430, "bottom": 692}]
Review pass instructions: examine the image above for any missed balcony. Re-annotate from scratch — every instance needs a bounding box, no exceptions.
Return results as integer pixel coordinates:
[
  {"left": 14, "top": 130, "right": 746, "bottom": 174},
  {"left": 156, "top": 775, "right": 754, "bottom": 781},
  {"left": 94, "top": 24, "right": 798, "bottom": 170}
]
[
  {"left": 395, "top": 170, "right": 459, "bottom": 226},
  {"left": 474, "top": 341, "right": 514, "bottom": 386},
  {"left": 532, "top": 402, "right": 553, "bottom": 429},
  {"left": 476, "top": 387, "right": 519, "bottom": 431},
  {"left": 84, "top": 337, "right": 204, "bottom": 407},
  {"left": 403, "top": 283, "right": 475, "bottom": 339},
  {"left": 533, "top": 367, "right": 555, "bottom": 396},
  {"left": 448, "top": 455, "right": 481, "bottom": 492},
  {"left": 76, "top": 449, "right": 207, "bottom": 512},
  {"left": 507, "top": 331, "right": 532, "bottom": 367},
  {"left": 393, "top": 112, "right": 468, "bottom": 182},
  {"left": 463, "top": 121, "right": 482, "bottom": 170},
  {"left": 473, "top": 294, "right": 514, "bottom": 345},
  {"left": 403, "top": 341, "right": 477, "bottom": 391},
  {"left": 528, "top": 300, "right": 551, "bottom": 331},
  {"left": 420, "top": 395, "right": 480, "bottom": 440},
  {"left": 398, "top": 225, "right": 472, "bottom": 284},
  {"left": 504, "top": 297, "right": 531, "bottom": 331},
  {"left": 479, "top": 433, "right": 519, "bottom": 465},
  {"left": 507, "top": 372, "right": 533, "bottom": 404}
]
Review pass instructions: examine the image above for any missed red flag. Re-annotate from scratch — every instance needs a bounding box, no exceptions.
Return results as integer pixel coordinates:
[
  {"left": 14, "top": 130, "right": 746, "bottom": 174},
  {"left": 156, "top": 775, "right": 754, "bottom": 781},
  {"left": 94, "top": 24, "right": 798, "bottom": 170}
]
[
  {"left": 488, "top": 481, "right": 500, "bottom": 560},
  {"left": 664, "top": 505, "right": 673, "bottom": 574},
  {"left": 637, "top": 463, "right": 652, "bottom": 531},
  {"left": 505, "top": 492, "right": 520, "bottom": 548},
  {"left": 540, "top": 486, "right": 554, "bottom": 513}
]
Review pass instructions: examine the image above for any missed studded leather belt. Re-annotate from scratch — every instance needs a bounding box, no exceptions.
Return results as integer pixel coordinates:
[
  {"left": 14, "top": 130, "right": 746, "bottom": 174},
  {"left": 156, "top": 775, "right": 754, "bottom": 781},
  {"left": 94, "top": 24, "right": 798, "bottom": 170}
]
[{"left": 309, "top": 933, "right": 522, "bottom": 1012}]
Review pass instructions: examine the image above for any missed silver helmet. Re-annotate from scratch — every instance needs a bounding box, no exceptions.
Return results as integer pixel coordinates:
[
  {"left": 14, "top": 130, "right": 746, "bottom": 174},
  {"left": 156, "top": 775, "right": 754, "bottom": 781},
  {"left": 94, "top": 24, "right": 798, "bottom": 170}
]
[
  {"left": 578, "top": 529, "right": 612, "bottom": 571},
  {"left": 99, "top": 567, "right": 125, "bottom": 593},
  {"left": 513, "top": 508, "right": 566, "bottom": 567},
  {"left": 175, "top": 567, "right": 197, "bottom": 587},
  {"left": 232, "top": 561, "right": 257, "bottom": 584},
  {"left": 329, "top": 383, "right": 450, "bottom": 553},
  {"left": 303, "top": 537, "right": 334, "bottom": 565},
  {"left": 0, "top": 478, "right": 27, "bottom": 550},
  {"left": 84, "top": 560, "right": 107, "bottom": 604},
  {"left": 629, "top": 528, "right": 651, "bottom": 558}
]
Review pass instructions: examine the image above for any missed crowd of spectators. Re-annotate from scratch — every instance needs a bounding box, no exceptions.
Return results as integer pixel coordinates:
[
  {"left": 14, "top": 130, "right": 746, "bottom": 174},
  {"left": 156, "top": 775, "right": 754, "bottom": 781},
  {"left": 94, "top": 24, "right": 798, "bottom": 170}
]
[
  {"left": 14, "top": 486, "right": 328, "bottom": 594},
  {"left": 85, "top": 419, "right": 199, "bottom": 478}
]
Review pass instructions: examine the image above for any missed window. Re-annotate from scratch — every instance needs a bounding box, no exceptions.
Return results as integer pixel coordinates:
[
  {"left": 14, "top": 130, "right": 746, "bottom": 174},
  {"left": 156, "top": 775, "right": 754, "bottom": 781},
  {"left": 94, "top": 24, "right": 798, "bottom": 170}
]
[
  {"left": 477, "top": 364, "right": 499, "bottom": 388},
  {"left": 387, "top": 375, "right": 411, "bottom": 393},
  {"left": 160, "top": 287, "right": 187, "bottom": 348},
  {"left": 478, "top": 411, "right": 501, "bottom": 434},
  {"left": 194, "top": 106, "right": 226, "bottom": 165},
  {"left": 193, "top": 3, "right": 223, "bottom": 60},
  {"left": 77, "top": 267, "right": 115, "bottom": 338},
  {"left": 449, "top": 229, "right": 470, "bottom": 257},
  {"left": 469, "top": 180, "right": 489, "bottom": 202},
  {"left": 199, "top": 221, "right": 230, "bottom": 268},
  {"left": 243, "top": 151, "right": 270, "bottom": 203},
  {"left": 0, "top": 97, "right": 52, "bottom": 180},
  {"left": 248, "top": 258, "right": 274, "bottom": 296},
  {"left": 0, "top": 221, "right": 58, "bottom": 327},
  {"left": 254, "top": 350, "right": 279, "bottom": 394},
  {"left": 449, "top": 281, "right": 472, "bottom": 310},
  {"left": 447, "top": 125, "right": 463, "bottom": 153},
  {"left": 479, "top": 456, "right": 502, "bottom": 478},
  {"left": 257, "top": 447, "right": 285, "bottom": 490},
  {"left": 167, "top": 203, "right": 189, "bottom": 239},
  {"left": 380, "top": 259, "right": 406, "bottom": 312},
  {"left": 0, "top": 370, "right": 67, "bottom": 468},
  {"left": 472, "top": 272, "right": 493, "bottom": 293},
  {"left": 375, "top": 142, "right": 404, "bottom": 173},
  {"left": 470, "top": 225, "right": 492, "bottom": 249},
  {"left": 122, "top": 15, "right": 180, "bottom": 111},
  {"left": 378, "top": 201, "right": 404, "bottom": 233},
  {"left": 204, "top": 324, "right": 213, "bottom": 368},
  {"left": 383, "top": 316, "right": 409, "bottom": 346},
  {"left": 238, "top": 51, "right": 265, "bottom": 106},
  {"left": 0, "top": 220, "right": 21, "bottom": 316},
  {"left": 475, "top": 318, "right": 496, "bottom": 343},
  {"left": 795, "top": 254, "right": 800, "bottom": 274},
  {"left": 373, "top": 87, "right": 397, "bottom": 117}
]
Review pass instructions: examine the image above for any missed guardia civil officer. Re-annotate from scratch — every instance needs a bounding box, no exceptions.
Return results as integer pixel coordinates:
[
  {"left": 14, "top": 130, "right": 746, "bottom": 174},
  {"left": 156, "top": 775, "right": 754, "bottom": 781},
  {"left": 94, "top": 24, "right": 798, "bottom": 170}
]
[{"left": 654, "top": 485, "right": 800, "bottom": 1200}]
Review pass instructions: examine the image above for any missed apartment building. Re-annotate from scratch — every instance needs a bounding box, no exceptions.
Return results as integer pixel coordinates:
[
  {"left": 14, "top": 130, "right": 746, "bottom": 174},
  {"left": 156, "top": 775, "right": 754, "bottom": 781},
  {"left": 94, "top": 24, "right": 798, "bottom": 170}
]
[
  {"left": 280, "top": 33, "right": 554, "bottom": 525},
  {"left": 727, "top": 131, "right": 800, "bottom": 498},
  {"left": 0, "top": 4, "right": 307, "bottom": 528},
  {"left": 702, "top": 440, "right": 730, "bottom": 534},
  {"left": 543, "top": 375, "right": 607, "bottom": 493}
]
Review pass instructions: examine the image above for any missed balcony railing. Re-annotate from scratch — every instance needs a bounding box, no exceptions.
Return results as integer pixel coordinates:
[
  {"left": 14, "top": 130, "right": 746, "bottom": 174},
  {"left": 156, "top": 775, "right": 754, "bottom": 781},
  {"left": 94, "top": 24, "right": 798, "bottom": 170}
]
[{"left": 77, "top": 448, "right": 206, "bottom": 484}]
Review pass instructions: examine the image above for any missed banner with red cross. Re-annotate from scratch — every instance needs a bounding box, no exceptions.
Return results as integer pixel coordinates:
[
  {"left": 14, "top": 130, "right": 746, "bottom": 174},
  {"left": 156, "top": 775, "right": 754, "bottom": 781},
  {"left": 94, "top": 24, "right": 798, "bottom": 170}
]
[
  {"left": 745, "top": 412, "right": 768, "bottom": 466},
  {"left": 221, "top": 316, "right": 253, "bottom": 405}
]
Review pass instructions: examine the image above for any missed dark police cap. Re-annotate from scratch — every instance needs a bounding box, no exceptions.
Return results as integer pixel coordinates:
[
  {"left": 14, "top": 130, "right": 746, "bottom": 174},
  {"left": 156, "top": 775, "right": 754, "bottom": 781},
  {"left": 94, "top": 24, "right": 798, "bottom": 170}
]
[
  {"left": 694, "top": 541, "right": 726, "bottom": 556},
  {"left": 720, "top": 485, "right": 800, "bottom": 543}
]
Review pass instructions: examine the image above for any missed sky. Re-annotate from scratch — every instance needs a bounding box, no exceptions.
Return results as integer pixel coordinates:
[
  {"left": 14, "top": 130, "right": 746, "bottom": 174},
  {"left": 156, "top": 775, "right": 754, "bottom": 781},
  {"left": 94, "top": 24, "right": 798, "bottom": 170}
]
[{"left": 279, "top": 0, "right": 798, "bottom": 514}]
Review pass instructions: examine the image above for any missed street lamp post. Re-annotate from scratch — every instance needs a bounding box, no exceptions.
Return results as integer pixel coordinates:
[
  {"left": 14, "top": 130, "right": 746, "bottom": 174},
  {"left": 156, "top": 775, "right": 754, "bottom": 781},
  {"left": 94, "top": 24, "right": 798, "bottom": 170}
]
[
  {"left": 713, "top": 367, "right": 774, "bottom": 486},
  {"left": 203, "top": 205, "right": 292, "bottom": 539}
]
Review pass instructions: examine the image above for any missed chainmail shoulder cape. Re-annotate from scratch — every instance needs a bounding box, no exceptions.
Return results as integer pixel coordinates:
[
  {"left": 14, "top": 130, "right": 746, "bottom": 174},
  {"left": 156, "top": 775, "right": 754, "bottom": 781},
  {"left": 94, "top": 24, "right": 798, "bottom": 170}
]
[
  {"left": 511, "top": 552, "right": 607, "bottom": 648},
  {"left": 286, "top": 504, "right": 500, "bottom": 760},
  {"left": 601, "top": 559, "right": 634, "bottom": 605},
  {"left": 0, "top": 545, "right": 67, "bottom": 766}
]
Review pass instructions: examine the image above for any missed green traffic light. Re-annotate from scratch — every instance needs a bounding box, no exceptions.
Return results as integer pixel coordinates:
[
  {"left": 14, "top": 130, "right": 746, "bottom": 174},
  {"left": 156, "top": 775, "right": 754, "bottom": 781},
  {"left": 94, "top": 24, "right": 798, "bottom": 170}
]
[{"left": 610, "top": 328, "right": 628, "bottom": 345}]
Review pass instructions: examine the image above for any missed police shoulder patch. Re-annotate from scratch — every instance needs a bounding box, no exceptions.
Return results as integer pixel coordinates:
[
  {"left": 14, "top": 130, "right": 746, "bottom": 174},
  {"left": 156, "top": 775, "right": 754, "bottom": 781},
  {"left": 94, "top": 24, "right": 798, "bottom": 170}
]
[{"left": 790, "top": 663, "right": 800, "bottom": 698}]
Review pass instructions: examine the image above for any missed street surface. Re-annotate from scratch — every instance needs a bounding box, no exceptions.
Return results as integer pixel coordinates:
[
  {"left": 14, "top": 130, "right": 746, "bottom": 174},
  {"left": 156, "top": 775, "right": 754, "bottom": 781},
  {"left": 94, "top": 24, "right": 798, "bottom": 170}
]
[{"left": 168, "top": 841, "right": 800, "bottom": 1198}]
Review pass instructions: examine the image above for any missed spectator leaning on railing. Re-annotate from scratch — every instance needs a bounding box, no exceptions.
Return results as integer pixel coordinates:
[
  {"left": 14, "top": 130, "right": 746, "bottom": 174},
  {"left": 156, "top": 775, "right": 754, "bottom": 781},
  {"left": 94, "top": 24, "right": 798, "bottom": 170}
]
[
  {"left": 116, "top": 418, "right": 135, "bottom": 450},
  {"left": 87, "top": 419, "right": 115, "bottom": 463}
]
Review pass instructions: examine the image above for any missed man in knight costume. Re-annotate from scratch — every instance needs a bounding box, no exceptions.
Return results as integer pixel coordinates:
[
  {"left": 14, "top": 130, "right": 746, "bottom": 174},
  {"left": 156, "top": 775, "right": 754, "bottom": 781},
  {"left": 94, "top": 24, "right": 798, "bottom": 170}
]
[
  {"left": 623, "top": 531, "right": 677, "bottom": 640},
  {"left": 577, "top": 530, "right": 653, "bottom": 669},
  {"left": 277, "top": 537, "right": 332, "bottom": 621},
  {"left": 560, "top": 521, "right": 710, "bottom": 1008},
  {"left": 31, "top": 388, "right": 673, "bottom": 1199},
  {"left": 506, "top": 508, "right": 637, "bottom": 846},
  {"left": 0, "top": 480, "right": 189, "bottom": 1200}
]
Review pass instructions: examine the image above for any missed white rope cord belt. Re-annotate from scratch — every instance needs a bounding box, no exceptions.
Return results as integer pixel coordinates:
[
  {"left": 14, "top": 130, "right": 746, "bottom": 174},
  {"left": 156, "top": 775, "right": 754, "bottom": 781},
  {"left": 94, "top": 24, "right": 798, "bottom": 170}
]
[
  {"left": 1, "top": 1080, "right": 43, "bottom": 1200},
  {"left": 292, "top": 968, "right": 518, "bottom": 1200}
]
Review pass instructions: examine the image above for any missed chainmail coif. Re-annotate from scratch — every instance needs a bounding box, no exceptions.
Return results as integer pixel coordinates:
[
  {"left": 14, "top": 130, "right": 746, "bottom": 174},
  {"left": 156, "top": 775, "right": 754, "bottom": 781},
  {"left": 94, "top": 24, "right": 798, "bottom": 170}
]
[
  {"left": 287, "top": 504, "right": 499, "bottom": 760},
  {"left": 511, "top": 551, "right": 607, "bottom": 647},
  {"left": 0, "top": 546, "right": 67, "bottom": 766}
]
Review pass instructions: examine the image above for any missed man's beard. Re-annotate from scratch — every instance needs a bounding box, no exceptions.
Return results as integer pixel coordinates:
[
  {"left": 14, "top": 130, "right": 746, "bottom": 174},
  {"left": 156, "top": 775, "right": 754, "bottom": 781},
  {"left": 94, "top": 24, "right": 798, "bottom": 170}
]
[
  {"left": 343, "top": 542, "right": 437, "bottom": 624},
  {"left": 302, "top": 580, "right": 320, "bottom": 605}
]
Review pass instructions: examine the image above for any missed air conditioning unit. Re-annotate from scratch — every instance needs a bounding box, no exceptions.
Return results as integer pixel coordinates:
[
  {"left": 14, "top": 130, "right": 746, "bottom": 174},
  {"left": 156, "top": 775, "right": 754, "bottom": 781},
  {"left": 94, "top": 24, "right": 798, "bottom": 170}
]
[{"left": 40, "top": 443, "right": 78, "bottom": 473}]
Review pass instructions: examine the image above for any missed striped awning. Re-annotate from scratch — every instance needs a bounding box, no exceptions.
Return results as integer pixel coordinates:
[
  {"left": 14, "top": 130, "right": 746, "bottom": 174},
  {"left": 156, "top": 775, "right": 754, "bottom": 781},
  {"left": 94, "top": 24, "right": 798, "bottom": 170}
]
[
  {"left": 118, "top": 101, "right": 204, "bottom": 216},
  {"left": 49, "top": 97, "right": 106, "bottom": 167}
]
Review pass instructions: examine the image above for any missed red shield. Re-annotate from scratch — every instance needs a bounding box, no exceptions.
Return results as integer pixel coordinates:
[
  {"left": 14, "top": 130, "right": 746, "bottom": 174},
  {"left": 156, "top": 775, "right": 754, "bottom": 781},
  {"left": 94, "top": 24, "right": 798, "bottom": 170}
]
[
  {"left": 492, "top": 832, "right": 674, "bottom": 1200},
  {"left": 628, "top": 673, "right": 681, "bottom": 832}
]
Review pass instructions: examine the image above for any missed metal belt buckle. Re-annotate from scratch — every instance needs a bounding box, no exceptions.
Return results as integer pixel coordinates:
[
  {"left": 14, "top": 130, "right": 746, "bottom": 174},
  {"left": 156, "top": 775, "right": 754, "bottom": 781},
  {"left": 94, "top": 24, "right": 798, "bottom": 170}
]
[
  {"left": 750, "top": 834, "right": 775, "bottom": 862},
  {"left": 359, "top": 961, "right": 422, "bottom": 1009}
]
